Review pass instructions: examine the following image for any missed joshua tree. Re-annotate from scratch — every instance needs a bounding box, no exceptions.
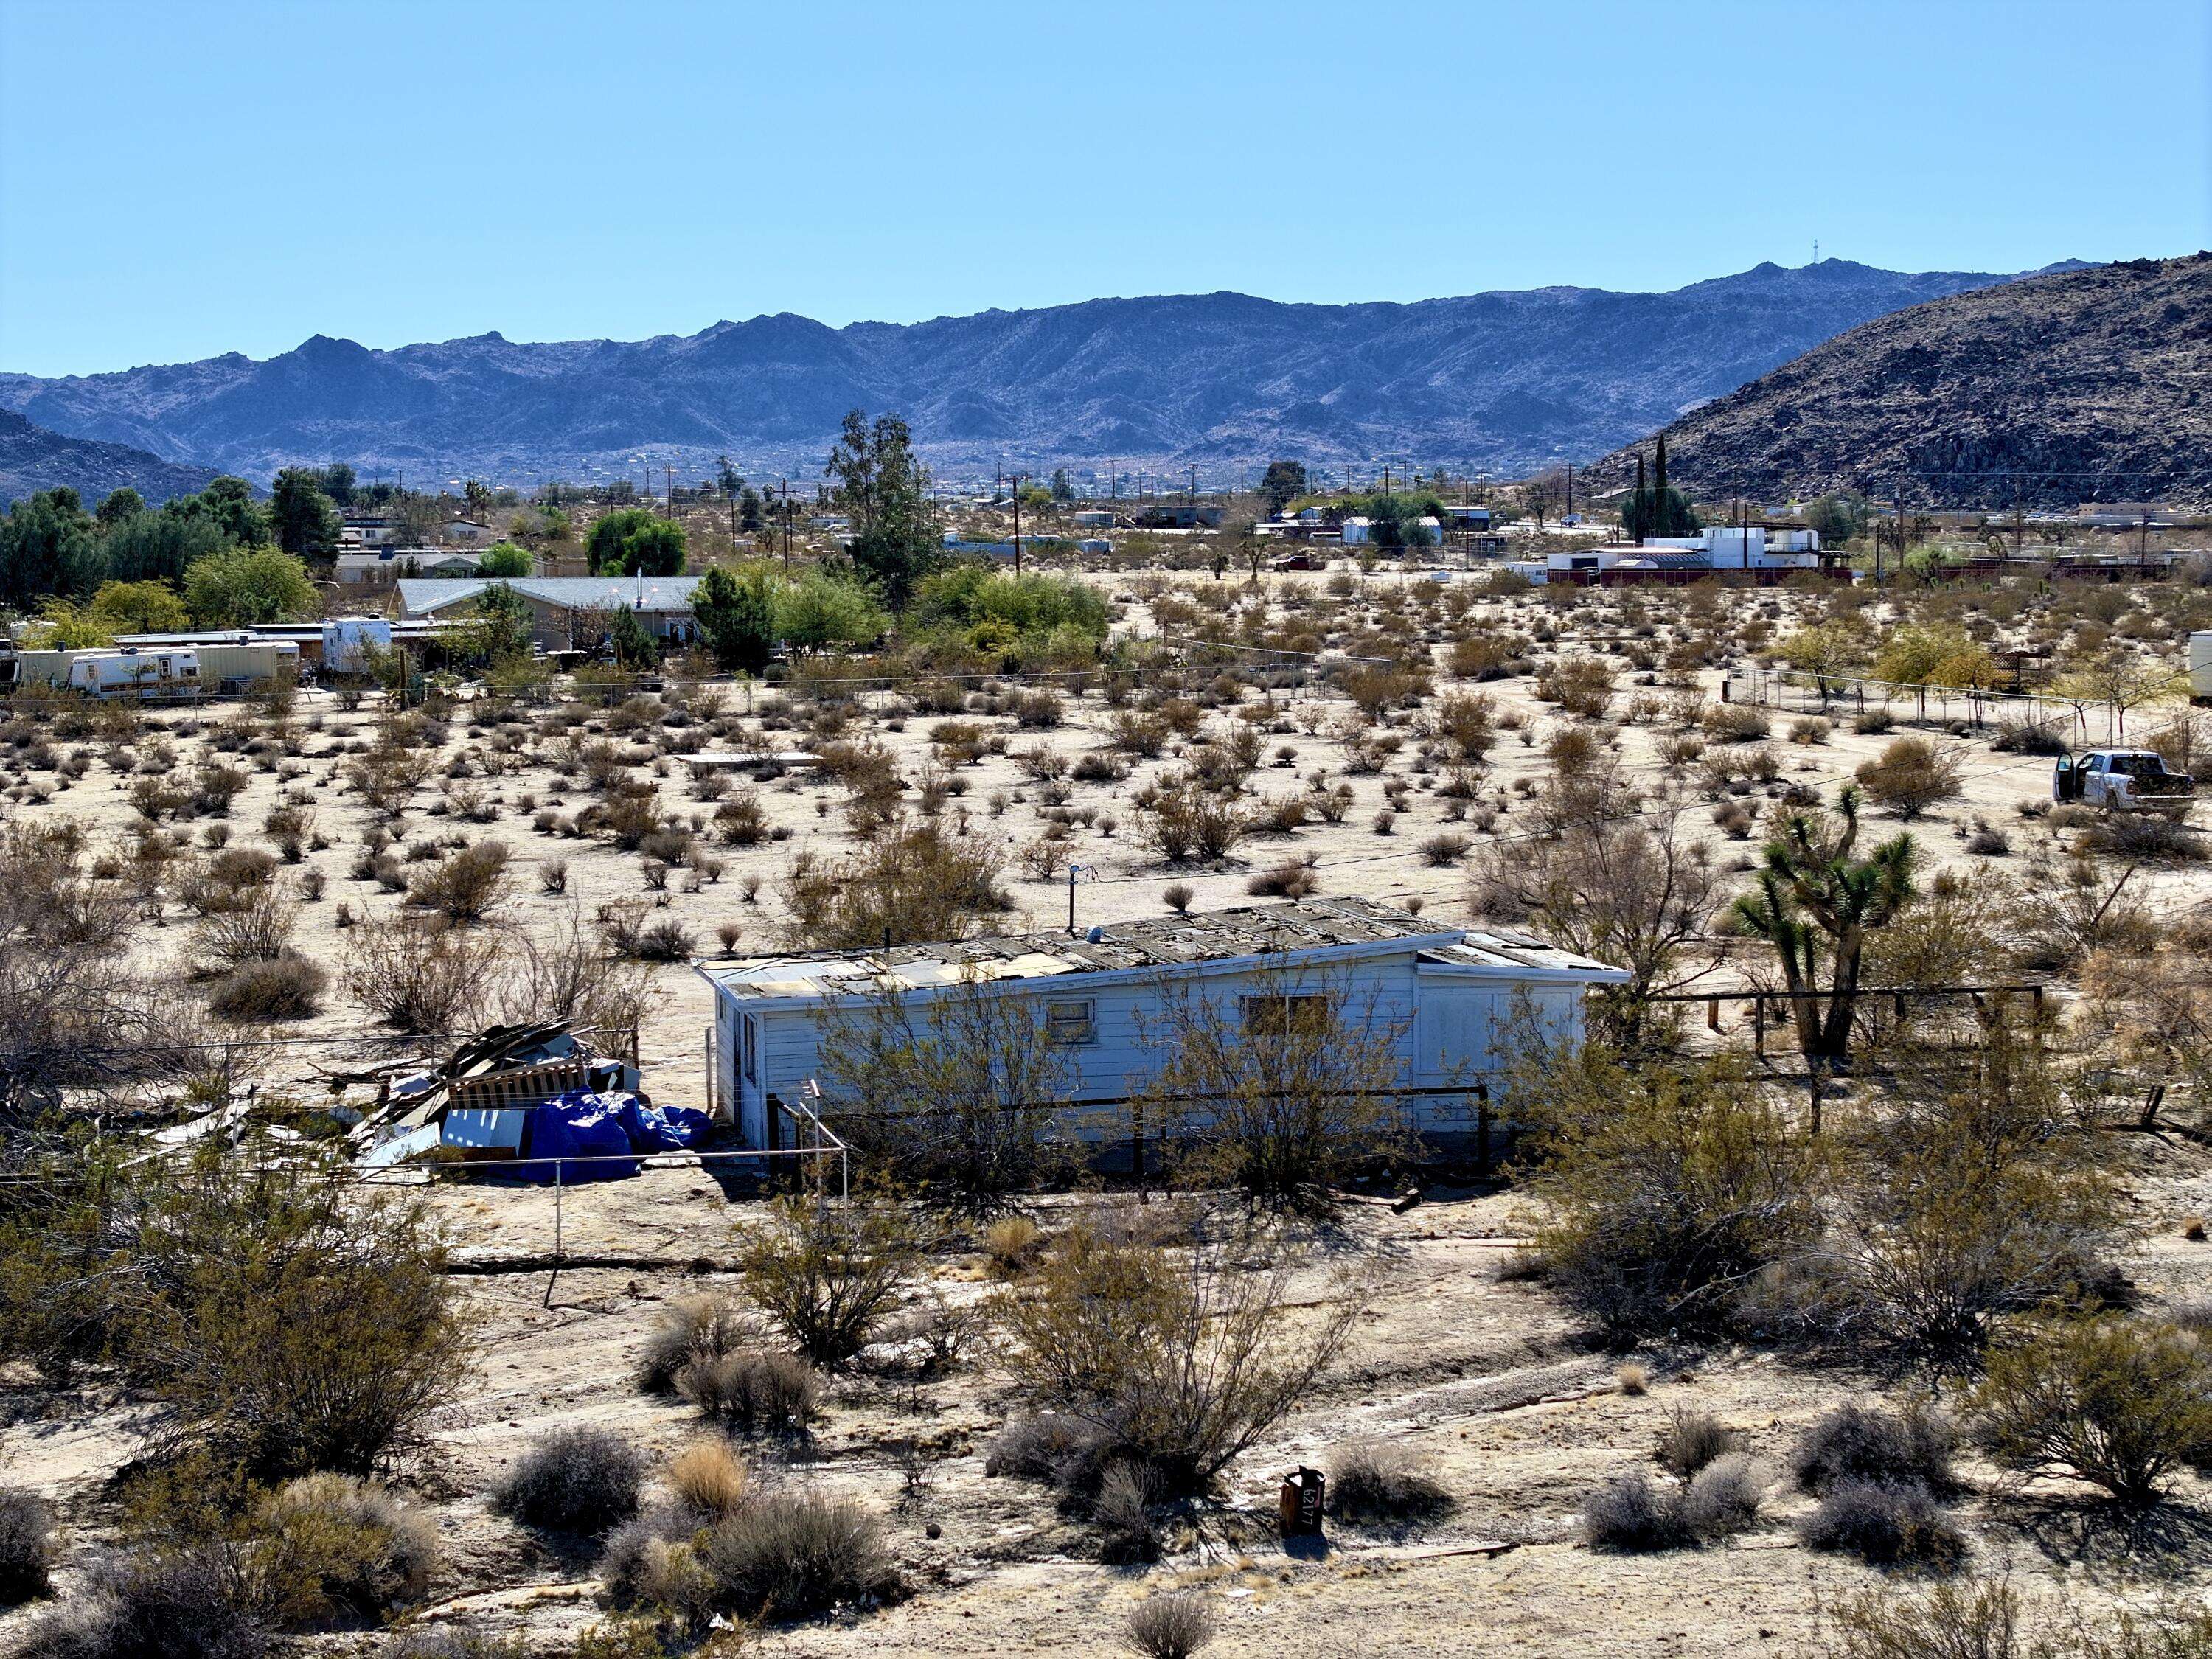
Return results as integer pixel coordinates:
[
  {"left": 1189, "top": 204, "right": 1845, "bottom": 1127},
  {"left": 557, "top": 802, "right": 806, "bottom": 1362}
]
[{"left": 1730, "top": 786, "right": 1916, "bottom": 1076}]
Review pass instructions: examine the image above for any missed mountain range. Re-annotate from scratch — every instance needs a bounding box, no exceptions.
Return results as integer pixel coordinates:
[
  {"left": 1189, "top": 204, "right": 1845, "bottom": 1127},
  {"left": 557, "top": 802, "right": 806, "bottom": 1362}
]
[
  {"left": 1584, "top": 253, "right": 2212, "bottom": 509},
  {"left": 0, "top": 409, "right": 220, "bottom": 509},
  {"left": 0, "top": 260, "right": 2083, "bottom": 490}
]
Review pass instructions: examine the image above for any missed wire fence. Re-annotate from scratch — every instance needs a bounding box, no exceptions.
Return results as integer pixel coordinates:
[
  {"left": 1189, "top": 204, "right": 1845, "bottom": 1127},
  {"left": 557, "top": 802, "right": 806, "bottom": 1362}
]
[{"left": 1728, "top": 664, "right": 2199, "bottom": 747}]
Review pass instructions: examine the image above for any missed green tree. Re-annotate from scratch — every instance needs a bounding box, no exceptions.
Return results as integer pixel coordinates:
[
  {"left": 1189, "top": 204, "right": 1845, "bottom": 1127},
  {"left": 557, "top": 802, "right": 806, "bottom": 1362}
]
[
  {"left": 1259, "top": 461, "right": 1308, "bottom": 515},
  {"left": 1804, "top": 493, "right": 1868, "bottom": 546},
  {"left": 183, "top": 547, "right": 318, "bottom": 626},
  {"left": 456, "top": 581, "right": 535, "bottom": 662},
  {"left": 0, "top": 488, "right": 102, "bottom": 606},
  {"left": 607, "top": 602, "right": 657, "bottom": 667},
  {"left": 102, "top": 507, "right": 230, "bottom": 584},
  {"left": 1729, "top": 787, "right": 1917, "bottom": 1070},
  {"left": 824, "top": 408, "right": 942, "bottom": 606},
  {"left": 586, "top": 507, "right": 686, "bottom": 576},
  {"left": 693, "top": 563, "right": 777, "bottom": 674},
  {"left": 307, "top": 462, "right": 357, "bottom": 506},
  {"left": 88, "top": 578, "right": 190, "bottom": 633},
  {"left": 175, "top": 476, "right": 268, "bottom": 547},
  {"left": 94, "top": 487, "right": 145, "bottom": 528},
  {"left": 475, "top": 540, "right": 532, "bottom": 577},
  {"left": 775, "top": 568, "right": 888, "bottom": 655},
  {"left": 1048, "top": 467, "right": 1074, "bottom": 504},
  {"left": 269, "top": 467, "right": 343, "bottom": 557}
]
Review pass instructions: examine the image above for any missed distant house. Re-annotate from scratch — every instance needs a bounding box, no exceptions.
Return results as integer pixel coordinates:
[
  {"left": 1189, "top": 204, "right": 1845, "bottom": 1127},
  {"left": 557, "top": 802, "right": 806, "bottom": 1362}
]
[
  {"left": 443, "top": 519, "right": 495, "bottom": 546},
  {"left": 335, "top": 549, "right": 481, "bottom": 591},
  {"left": 694, "top": 896, "right": 1626, "bottom": 1149},
  {"left": 392, "top": 575, "right": 706, "bottom": 650},
  {"left": 341, "top": 515, "right": 403, "bottom": 549},
  {"left": 1341, "top": 516, "right": 1447, "bottom": 548},
  {"left": 1132, "top": 504, "right": 1225, "bottom": 529}
]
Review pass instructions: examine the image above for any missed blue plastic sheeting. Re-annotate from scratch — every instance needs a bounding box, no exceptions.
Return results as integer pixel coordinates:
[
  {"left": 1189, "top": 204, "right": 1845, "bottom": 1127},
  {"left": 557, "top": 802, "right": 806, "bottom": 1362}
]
[
  {"left": 512, "top": 1097, "right": 636, "bottom": 1183},
  {"left": 501, "top": 1091, "right": 711, "bottom": 1183},
  {"left": 616, "top": 1096, "right": 711, "bottom": 1152}
]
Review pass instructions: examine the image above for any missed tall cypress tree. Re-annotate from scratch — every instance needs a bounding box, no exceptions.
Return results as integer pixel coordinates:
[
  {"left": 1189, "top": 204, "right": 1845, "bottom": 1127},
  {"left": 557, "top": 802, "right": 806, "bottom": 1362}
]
[{"left": 1632, "top": 455, "right": 1646, "bottom": 545}]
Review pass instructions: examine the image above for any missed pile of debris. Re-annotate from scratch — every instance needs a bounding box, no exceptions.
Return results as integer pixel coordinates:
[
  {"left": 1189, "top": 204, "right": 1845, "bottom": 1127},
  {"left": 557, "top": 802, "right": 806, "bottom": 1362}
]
[{"left": 344, "top": 1023, "right": 709, "bottom": 1181}]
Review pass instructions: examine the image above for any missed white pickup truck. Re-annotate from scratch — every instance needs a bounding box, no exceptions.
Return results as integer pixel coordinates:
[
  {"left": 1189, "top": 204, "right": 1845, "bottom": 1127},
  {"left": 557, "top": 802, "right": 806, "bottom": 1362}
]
[{"left": 2053, "top": 749, "right": 2194, "bottom": 815}]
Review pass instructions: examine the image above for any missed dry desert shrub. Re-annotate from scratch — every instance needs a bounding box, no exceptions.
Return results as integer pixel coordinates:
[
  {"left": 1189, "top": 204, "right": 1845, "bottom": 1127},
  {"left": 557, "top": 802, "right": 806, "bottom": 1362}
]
[
  {"left": 677, "top": 1350, "right": 821, "bottom": 1436},
  {"left": 694, "top": 1490, "right": 894, "bottom": 1621},
  {"left": 344, "top": 914, "right": 505, "bottom": 1032},
  {"left": 1325, "top": 1439, "right": 1452, "bottom": 1523},
  {"left": 1126, "top": 1592, "right": 1214, "bottom": 1659},
  {"left": 665, "top": 1440, "right": 749, "bottom": 1523},
  {"left": 636, "top": 1294, "right": 756, "bottom": 1394},
  {"left": 491, "top": 1428, "right": 645, "bottom": 1537}
]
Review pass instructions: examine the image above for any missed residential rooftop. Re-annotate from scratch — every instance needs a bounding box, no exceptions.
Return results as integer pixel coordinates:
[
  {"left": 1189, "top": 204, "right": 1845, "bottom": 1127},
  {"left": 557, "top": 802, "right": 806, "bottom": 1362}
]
[
  {"left": 698, "top": 895, "right": 1621, "bottom": 1002},
  {"left": 394, "top": 575, "right": 706, "bottom": 614}
]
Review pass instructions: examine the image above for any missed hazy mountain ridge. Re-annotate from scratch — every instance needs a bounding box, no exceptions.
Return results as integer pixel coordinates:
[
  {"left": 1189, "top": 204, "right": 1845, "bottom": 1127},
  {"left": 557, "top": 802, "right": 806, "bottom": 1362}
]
[
  {"left": 1582, "top": 254, "right": 2212, "bottom": 509},
  {"left": 0, "top": 409, "right": 220, "bottom": 508},
  {"left": 0, "top": 261, "right": 2083, "bottom": 484}
]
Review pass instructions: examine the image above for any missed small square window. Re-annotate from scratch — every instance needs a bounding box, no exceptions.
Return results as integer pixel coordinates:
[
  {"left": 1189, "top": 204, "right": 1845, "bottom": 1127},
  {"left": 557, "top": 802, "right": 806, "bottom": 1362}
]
[{"left": 1046, "top": 999, "right": 1096, "bottom": 1045}]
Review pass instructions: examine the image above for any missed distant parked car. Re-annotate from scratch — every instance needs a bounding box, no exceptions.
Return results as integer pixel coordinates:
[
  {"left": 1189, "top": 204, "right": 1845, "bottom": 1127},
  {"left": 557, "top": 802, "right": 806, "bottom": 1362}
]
[
  {"left": 1270, "top": 552, "right": 1320, "bottom": 571},
  {"left": 2054, "top": 748, "right": 2194, "bottom": 815}
]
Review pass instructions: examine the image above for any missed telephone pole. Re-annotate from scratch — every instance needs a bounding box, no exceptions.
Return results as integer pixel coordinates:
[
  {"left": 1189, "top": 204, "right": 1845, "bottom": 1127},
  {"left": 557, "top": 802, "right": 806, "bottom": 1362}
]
[
  {"left": 1012, "top": 475, "right": 1022, "bottom": 574},
  {"left": 664, "top": 465, "right": 674, "bottom": 520},
  {"left": 780, "top": 477, "right": 790, "bottom": 569}
]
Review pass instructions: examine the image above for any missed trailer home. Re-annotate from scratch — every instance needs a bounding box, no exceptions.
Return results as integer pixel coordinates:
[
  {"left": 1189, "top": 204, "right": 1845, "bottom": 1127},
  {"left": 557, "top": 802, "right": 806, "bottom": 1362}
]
[{"left": 695, "top": 897, "right": 1627, "bottom": 1148}]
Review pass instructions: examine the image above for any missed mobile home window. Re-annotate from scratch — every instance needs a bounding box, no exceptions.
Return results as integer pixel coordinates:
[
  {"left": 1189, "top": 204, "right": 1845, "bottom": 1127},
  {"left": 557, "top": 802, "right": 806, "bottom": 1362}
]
[
  {"left": 1241, "top": 993, "right": 1331, "bottom": 1037},
  {"left": 742, "top": 1013, "right": 759, "bottom": 1084},
  {"left": 1046, "top": 999, "right": 1096, "bottom": 1045}
]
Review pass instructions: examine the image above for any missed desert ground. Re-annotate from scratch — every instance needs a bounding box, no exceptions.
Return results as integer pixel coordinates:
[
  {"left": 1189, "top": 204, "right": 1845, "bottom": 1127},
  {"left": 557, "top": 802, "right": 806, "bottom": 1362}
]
[{"left": 5, "top": 563, "right": 2212, "bottom": 1655}]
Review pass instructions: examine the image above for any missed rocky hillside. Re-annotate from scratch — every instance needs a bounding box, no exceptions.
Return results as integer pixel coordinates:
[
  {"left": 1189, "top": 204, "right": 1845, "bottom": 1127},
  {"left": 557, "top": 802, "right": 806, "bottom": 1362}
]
[
  {"left": 0, "top": 409, "right": 220, "bottom": 509},
  {"left": 1585, "top": 253, "right": 2212, "bottom": 509},
  {"left": 0, "top": 261, "right": 2073, "bottom": 485}
]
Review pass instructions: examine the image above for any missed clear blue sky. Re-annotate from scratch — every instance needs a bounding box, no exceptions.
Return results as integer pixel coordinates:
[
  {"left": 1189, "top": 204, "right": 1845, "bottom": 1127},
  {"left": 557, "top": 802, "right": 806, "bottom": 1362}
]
[{"left": 3, "top": 0, "right": 2206, "bottom": 377}]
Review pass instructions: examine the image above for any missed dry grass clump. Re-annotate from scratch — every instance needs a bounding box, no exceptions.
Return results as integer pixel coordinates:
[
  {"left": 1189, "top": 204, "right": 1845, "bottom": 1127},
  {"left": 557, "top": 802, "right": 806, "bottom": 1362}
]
[
  {"left": 665, "top": 1441, "right": 749, "bottom": 1523},
  {"left": 1655, "top": 1407, "right": 1740, "bottom": 1478},
  {"left": 254, "top": 1473, "right": 439, "bottom": 1624},
  {"left": 982, "top": 1215, "right": 1046, "bottom": 1276},
  {"left": 1325, "top": 1439, "right": 1452, "bottom": 1523},
  {"left": 490, "top": 1428, "right": 645, "bottom": 1536}
]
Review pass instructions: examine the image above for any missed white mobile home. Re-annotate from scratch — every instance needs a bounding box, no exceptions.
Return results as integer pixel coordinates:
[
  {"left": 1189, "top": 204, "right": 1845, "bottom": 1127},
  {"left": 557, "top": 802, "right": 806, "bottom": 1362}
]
[{"left": 694, "top": 897, "right": 1626, "bottom": 1148}]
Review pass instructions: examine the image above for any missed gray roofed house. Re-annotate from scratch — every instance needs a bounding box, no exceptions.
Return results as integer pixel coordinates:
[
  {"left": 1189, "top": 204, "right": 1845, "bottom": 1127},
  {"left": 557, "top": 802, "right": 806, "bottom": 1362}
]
[
  {"left": 694, "top": 896, "right": 1627, "bottom": 1147},
  {"left": 392, "top": 575, "right": 706, "bottom": 650}
]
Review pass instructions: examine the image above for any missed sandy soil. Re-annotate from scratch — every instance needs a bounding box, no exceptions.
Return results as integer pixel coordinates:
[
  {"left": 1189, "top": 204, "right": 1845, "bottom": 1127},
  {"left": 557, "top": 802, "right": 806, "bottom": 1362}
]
[{"left": 5, "top": 571, "right": 2211, "bottom": 1654}]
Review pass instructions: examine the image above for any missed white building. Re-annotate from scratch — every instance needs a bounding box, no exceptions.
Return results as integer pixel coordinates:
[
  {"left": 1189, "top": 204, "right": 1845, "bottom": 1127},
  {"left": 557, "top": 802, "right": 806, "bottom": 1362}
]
[
  {"left": 694, "top": 897, "right": 1626, "bottom": 1149},
  {"left": 443, "top": 520, "right": 495, "bottom": 546}
]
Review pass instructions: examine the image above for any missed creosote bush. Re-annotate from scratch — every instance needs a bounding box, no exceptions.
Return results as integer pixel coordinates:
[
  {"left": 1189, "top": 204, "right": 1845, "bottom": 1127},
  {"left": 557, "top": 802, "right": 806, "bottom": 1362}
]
[
  {"left": 1969, "top": 1317, "right": 2212, "bottom": 1506},
  {"left": 737, "top": 1192, "right": 927, "bottom": 1371},
  {"left": 491, "top": 1428, "right": 646, "bottom": 1536},
  {"left": 992, "top": 1217, "right": 1357, "bottom": 1496},
  {"left": 1655, "top": 1408, "right": 1740, "bottom": 1478}
]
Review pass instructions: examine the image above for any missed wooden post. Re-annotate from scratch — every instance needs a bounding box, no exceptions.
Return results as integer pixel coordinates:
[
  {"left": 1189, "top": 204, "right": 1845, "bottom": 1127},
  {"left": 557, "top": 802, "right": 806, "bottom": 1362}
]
[{"left": 1475, "top": 1095, "right": 1492, "bottom": 1180}]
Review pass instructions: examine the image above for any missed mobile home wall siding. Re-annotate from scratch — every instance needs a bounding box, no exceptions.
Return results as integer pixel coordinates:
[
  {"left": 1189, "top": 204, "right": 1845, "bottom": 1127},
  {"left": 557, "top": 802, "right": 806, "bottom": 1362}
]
[{"left": 740, "top": 950, "right": 1573, "bottom": 1144}]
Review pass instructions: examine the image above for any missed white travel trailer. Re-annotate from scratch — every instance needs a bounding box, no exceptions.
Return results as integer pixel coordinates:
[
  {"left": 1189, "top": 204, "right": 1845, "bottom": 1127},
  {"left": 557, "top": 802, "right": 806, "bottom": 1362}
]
[
  {"left": 695, "top": 897, "right": 1627, "bottom": 1150},
  {"left": 65, "top": 649, "right": 201, "bottom": 699}
]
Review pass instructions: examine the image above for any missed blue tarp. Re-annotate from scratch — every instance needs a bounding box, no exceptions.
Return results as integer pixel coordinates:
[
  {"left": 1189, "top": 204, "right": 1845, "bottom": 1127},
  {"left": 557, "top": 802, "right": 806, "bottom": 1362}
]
[{"left": 502, "top": 1090, "right": 709, "bottom": 1183}]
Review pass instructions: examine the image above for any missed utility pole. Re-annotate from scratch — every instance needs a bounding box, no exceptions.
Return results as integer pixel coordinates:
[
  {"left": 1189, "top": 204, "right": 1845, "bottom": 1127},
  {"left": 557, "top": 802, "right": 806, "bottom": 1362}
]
[
  {"left": 780, "top": 477, "right": 790, "bottom": 569},
  {"left": 1109, "top": 459, "right": 1117, "bottom": 501},
  {"left": 1012, "top": 474, "right": 1022, "bottom": 574},
  {"left": 664, "top": 465, "right": 674, "bottom": 520}
]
